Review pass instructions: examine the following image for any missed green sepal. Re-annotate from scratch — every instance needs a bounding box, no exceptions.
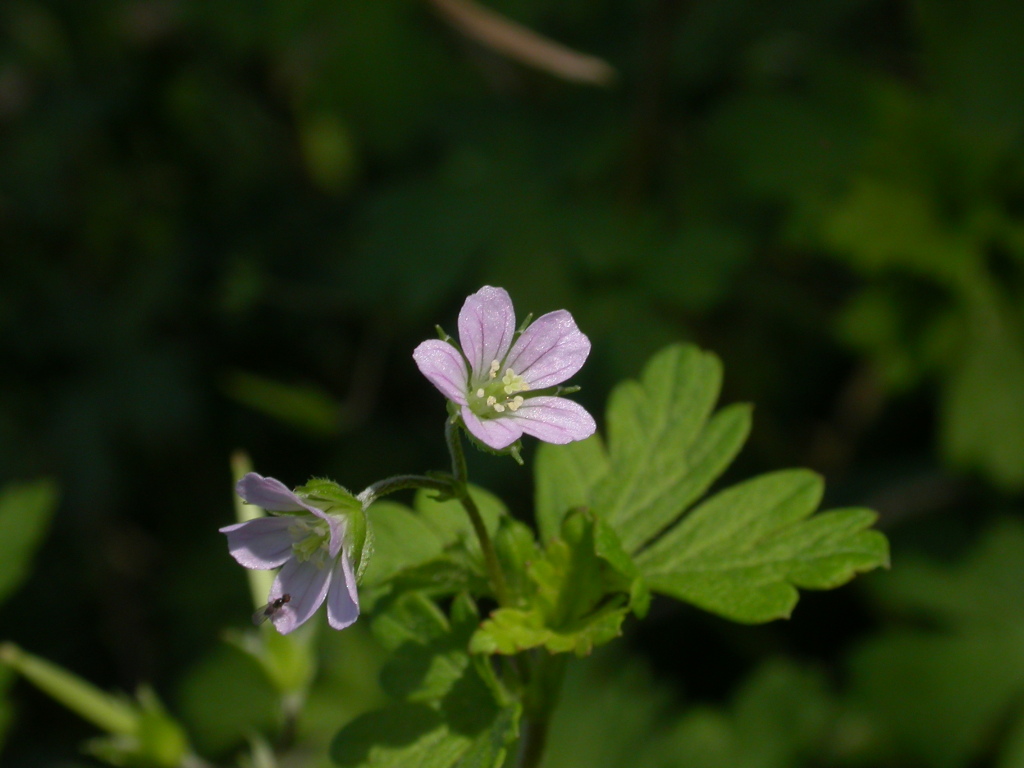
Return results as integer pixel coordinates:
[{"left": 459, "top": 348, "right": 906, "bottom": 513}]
[
  {"left": 294, "top": 478, "right": 373, "bottom": 579},
  {"left": 459, "top": 417, "right": 526, "bottom": 464},
  {"left": 293, "top": 477, "right": 361, "bottom": 511}
]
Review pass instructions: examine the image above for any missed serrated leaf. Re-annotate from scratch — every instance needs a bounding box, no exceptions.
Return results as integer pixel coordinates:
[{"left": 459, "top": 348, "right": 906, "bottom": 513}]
[
  {"left": 0, "top": 480, "right": 59, "bottom": 606},
  {"left": 589, "top": 345, "right": 752, "bottom": 552},
  {"left": 469, "top": 604, "right": 627, "bottom": 657},
  {"left": 637, "top": 470, "right": 889, "bottom": 623},
  {"left": 534, "top": 435, "right": 609, "bottom": 542},
  {"left": 471, "top": 511, "right": 629, "bottom": 656}
]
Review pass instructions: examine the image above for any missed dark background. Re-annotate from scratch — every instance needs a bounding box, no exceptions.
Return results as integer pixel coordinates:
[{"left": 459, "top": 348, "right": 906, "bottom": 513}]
[{"left": 2, "top": 1, "right": 1024, "bottom": 765}]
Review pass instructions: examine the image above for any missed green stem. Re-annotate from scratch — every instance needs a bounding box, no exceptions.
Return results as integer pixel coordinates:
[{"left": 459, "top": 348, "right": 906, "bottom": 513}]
[
  {"left": 516, "top": 652, "right": 568, "bottom": 768},
  {"left": 445, "top": 418, "right": 512, "bottom": 606},
  {"left": 358, "top": 474, "right": 451, "bottom": 507}
]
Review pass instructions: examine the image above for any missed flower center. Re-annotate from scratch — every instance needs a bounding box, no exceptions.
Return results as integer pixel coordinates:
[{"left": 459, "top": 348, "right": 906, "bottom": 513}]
[
  {"left": 289, "top": 518, "right": 332, "bottom": 564},
  {"left": 467, "top": 360, "right": 531, "bottom": 418}
]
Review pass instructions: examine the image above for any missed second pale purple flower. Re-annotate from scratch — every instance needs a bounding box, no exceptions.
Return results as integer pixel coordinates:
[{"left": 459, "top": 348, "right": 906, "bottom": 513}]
[{"left": 413, "top": 286, "right": 596, "bottom": 450}]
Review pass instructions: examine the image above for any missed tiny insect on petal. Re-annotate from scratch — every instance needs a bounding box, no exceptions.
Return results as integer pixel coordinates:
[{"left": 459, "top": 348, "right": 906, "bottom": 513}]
[{"left": 252, "top": 593, "right": 292, "bottom": 626}]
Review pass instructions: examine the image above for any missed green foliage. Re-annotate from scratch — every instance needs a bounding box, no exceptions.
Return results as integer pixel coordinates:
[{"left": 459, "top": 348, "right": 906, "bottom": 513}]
[
  {"left": 0, "top": 644, "right": 191, "bottom": 768},
  {"left": 638, "top": 471, "right": 888, "bottom": 623},
  {"left": 471, "top": 510, "right": 630, "bottom": 657},
  {"left": 593, "top": 345, "right": 750, "bottom": 553},
  {"left": 333, "top": 595, "right": 519, "bottom": 768},
  {"left": 850, "top": 519, "right": 1024, "bottom": 768},
  {"left": 541, "top": 654, "right": 840, "bottom": 768},
  {"left": 0, "top": 480, "right": 58, "bottom": 606},
  {"left": 536, "top": 345, "right": 889, "bottom": 624},
  {"left": 223, "top": 371, "right": 345, "bottom": 438}
]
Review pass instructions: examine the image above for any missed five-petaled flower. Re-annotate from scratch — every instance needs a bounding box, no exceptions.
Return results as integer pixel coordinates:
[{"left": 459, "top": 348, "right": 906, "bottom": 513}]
[
  {"left": 220, "top": 473, "right": 359, "bottom": 634},
  {"left": 413, "top": 286, "right": 596, "bottom": 450}
]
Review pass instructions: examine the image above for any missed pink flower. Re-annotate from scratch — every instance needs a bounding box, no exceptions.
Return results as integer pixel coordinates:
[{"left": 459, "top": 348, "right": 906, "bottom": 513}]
[
  {"left": 414, "top": 286, "right": 596, "bottom": 450},
  {"left": 220, "top": 473, "right": 359, "bottom": 634}
]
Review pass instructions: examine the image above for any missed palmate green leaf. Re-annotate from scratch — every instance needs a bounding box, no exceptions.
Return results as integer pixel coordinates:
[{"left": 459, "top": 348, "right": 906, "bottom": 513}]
[
  {"left": 636, "top": 470, "right": 889, "bottom": 623},
  {"left": 534, "top": 344, "right": 886, "bottom": 624},
  {"left": 592, "top": 345, "right": 752, "bottom": 552}
]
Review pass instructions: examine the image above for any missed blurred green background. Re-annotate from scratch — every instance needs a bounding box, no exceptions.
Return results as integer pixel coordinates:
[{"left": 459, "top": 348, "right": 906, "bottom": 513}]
[{"left": 2, "top": 0, "right": 1024, "bottom": 765}]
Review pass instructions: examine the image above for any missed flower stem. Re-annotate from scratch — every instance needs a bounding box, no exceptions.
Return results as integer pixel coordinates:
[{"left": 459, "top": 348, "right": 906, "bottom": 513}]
[
  {"left": 445, "top": 418, "right": 512, "bottom": 606},
  {"left": 357, "top": 474, "right": 451, "bottom": 507},
  {"left": 516, "top": 652, "right": 567, "bottom": 768}
]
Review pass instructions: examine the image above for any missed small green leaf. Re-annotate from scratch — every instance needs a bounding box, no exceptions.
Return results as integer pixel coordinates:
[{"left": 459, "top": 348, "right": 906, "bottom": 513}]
[
  {"left": 471, "top": 511, "right": 630, "bottom": 656},
  {"left": 534, "top": 435, "right": 609, "bottom": 542},
  {"left": 469, "top": 604, "right": 627, "bottom": 658},
  {"left": 590, "top": 345, "right": 752, "bottom": 552},
  {"left": 637, "top": 470, "right": 889, "bottom": 623},
  {"left": 0, "top": 480, "right": 58, "bottom": 606}
]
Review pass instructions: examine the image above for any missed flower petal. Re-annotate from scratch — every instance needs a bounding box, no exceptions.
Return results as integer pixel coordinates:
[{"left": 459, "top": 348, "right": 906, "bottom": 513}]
[
  {"left": 509, "top": 396, "right": 596, "bottom": 444},
  {"left": 236, "top": 473, "right": 313, "bottom": 513},
  {"left": 326, "top": 551, "right": 360, "bottom": 630},
  {"left": 504, "top": 310, "right": 590, "bottom": 389},
  {"left": 269, "top": 557, "right": 332, "bottom": 634},
  {"left": 321, "top": 513, "right": 346, "bottom": 559},
  {"left": 458, "top": 286, "right": 516, "bottom": 379},
  {"left": 413, "top": 339, "right": 469, "bottom": 405},
  {"left": 219, "top": 516, "right": 295, "bottom": 569},
  {"left": 461, "top": 405, "right": 523, "bottom": 450}
]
